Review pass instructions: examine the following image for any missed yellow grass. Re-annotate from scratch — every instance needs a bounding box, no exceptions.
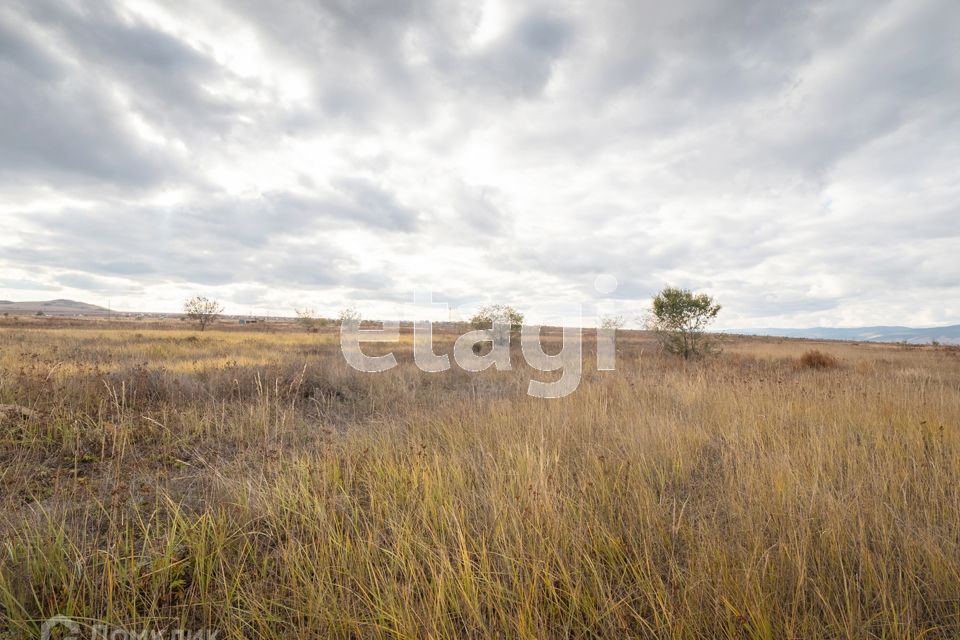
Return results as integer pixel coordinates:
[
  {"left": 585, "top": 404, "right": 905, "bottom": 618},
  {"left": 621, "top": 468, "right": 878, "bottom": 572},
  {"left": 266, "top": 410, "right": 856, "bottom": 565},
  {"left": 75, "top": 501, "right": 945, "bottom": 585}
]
[{"left": 0, "top": 325, "right": 958, "bottom": 638}]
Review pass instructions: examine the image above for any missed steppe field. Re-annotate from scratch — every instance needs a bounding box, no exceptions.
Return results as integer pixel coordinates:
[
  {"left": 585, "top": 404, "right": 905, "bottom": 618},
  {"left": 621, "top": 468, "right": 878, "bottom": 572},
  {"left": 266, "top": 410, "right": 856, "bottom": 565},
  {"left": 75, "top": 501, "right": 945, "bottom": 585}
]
[{"left": 0, "top": 321, "right": 958, "bottom": 639}]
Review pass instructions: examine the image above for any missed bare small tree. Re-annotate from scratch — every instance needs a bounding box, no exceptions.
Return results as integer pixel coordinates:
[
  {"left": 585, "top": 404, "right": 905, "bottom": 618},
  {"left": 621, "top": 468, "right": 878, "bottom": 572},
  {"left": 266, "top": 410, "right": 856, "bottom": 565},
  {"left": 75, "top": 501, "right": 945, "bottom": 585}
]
[
  {"left": 338, "top": 307, "right": 361, "bottom": 327},
  {"left": 598, "top": 314, "right": 626, "bottom": 330},
  {"left": 647, "top": 287, "right": 721, "bottom": 359},
  {"left": 183, "top": 296, "right": 223, "bottom": 332}
]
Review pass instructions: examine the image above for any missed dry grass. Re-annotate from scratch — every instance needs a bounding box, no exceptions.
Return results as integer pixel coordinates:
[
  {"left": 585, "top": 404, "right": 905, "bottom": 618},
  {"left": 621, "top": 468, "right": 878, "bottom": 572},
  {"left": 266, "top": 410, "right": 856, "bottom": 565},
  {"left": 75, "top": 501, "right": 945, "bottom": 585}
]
[{"left": 0, "top": 325, "right": 958, "bottom": 638}]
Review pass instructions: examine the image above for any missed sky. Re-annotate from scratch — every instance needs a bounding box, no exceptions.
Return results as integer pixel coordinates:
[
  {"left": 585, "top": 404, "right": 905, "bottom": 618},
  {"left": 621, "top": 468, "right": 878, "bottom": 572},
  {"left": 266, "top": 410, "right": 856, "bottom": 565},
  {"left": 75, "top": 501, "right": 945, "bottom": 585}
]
[{"left": 1, "top": 0, "right": 958, "bottom": 328}]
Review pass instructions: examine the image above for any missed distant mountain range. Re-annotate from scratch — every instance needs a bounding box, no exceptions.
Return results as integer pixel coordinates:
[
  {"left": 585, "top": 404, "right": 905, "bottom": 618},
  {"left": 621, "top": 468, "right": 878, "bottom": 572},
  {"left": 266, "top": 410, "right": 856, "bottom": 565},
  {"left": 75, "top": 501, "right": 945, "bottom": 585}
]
[
  {"left": 725, "top": 325, "right": 960, "bottom": 345},
  {"left": 0, "top": 299, "right": 111, "bottom": 316}
]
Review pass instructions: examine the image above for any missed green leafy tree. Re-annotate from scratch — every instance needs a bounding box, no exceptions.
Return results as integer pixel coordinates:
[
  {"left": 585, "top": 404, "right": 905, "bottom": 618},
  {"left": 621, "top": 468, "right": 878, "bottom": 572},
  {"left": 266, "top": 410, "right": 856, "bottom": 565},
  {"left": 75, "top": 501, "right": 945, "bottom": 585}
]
[
  {"left": 470, "top": 304, "right": 524, "bottom": 346},
  {"left": 183, "top": 296, "right": 223, "bottom": 332},
  {"left": 648, "top": 287, "right": 721, "bottom": 359}
]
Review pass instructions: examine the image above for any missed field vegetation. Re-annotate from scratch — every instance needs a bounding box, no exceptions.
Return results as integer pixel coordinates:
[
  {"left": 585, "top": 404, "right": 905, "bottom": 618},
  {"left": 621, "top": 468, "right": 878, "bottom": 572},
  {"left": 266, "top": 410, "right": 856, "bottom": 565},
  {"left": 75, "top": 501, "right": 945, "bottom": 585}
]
[{"left": 0, "top": 322, "right": 958, "bottom": 638}]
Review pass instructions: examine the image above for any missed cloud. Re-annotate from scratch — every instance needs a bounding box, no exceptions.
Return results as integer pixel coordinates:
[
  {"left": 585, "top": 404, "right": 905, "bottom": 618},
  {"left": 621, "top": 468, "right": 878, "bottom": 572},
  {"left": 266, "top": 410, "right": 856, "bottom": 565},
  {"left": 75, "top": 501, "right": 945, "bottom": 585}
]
[
  {"left": 323, "top": 179, "right": 421, "bottom": 231},
  {"left": 462, "top": 10, "right": 575, "bottom": 98},
  {"left": 28, "top": 0, "right": 244, "bottom": 138},
  {"left": 1, "top": 0, "right": 958, "bottom": 325},
  {"left": 0, "top": 9, "right": 179, "bottom": 188},
  {"left": 3, "top": 187, "right": 411, "bottom": 291}
]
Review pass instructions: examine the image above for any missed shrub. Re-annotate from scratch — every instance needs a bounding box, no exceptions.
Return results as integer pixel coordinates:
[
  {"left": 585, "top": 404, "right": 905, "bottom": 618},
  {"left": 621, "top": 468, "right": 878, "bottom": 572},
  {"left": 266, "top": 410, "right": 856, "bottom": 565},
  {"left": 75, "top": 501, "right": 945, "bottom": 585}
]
[
  {"left": 798, "top": 349, "right": 840, "bottom": 369},
  {"left": 295, "top": 308, "right": 322, "bottom": 332}
]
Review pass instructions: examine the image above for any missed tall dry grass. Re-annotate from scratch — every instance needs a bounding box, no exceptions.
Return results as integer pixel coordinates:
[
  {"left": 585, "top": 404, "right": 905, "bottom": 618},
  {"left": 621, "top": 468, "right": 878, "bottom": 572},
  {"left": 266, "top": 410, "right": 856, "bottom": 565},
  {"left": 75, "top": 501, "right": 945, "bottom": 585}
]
[{"left": 0, "top": 326, "right": 958, "bottom": 638}]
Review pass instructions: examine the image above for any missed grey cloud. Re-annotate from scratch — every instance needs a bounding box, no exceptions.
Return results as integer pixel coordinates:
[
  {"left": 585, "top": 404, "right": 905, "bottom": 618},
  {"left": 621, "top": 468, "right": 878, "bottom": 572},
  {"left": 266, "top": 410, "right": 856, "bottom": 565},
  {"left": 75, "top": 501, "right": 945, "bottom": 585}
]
[
  {"left": 227, "top": 286, "right": 269, "bottom": 306},
  {"left": 1, "top": 0, "right": 959, "bottom": 324},
  {"left": 584, "top": 0, "right": 817, "bottom": 98},
  {"left": 464, "top": 10, "right": 575, "bottom": 98},
  {"left": 325, "top": 179, "right": 421, "bottom": 231},
  {"left": 21, "top": 0, "right": 250, "bottom": 138},
  {"left": 499, "top": 215, "right": 783, "bottom": 286},
  {"left": 56, "top": 272, "right": 118, "bottom": 290},
  {"left": 259, "top": 181, "right": 420, "bottom": 235},
  {"left": 491, "top": 0, "right": 956, "bottom": 187},
  {"left": 718, "top": 285, "right": 844, "bottom": 319},
  {"left": 0, "top": 15, "right": 60, "bottom": 79},
  {"left": 4, "top": 186, "right": 412, "bottom": 290},
  {"left": 217, "top": 0, "right": 440, "bottom": 125},
  {"left": 0, "top": 0, "right": 298, "bottom": 192},
  {"left": 55, "top": 271, "right": 143, "bottom": 296},
  {"left": 704, "top": 0, "right": 959, "bottom": 183},
  {"left": 0, "top": 277, "right": 59, "bottom": 292},
  {"left": 0, "top": 16, "right": 177, "bottom": 188},
  {"left": 214, "top": 0, "right": 575, "bottom": 130},
  {"left": 416, "top": 181, "right": 509, "bottom": 242}
]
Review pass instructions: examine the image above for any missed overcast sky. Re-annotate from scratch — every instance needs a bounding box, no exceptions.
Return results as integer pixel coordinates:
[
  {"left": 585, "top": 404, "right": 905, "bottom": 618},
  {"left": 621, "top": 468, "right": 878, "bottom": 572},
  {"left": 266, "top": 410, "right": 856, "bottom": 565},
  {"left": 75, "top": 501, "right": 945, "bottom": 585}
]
[{"left": 1, "top": 0, "right": 958, "bottom": 327}]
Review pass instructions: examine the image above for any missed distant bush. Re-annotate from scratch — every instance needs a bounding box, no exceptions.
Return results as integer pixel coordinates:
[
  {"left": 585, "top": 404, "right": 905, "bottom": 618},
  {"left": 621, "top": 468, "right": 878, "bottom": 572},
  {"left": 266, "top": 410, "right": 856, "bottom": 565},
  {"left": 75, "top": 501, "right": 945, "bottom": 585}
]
[
  {"left": 798, "top": 349, "right": 840, "bottom": 369},
  {"left": 296, "top": 308, "right": 331, "bottom": 332},
  {"left": 470, "top": 304, "right": 524, "bottom": 347},
  {"left": 598, "top": 314, "right": 626, "bottom": 330},
  {"left": 338, "top": 307, "right": 361, "bottom": 326}
]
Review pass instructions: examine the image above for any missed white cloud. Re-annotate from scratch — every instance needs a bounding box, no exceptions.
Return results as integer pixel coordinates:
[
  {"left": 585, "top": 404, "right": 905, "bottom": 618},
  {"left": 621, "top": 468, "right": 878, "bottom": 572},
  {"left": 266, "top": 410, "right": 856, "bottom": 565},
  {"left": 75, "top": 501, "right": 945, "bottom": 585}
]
[{"left": 1, "top": 0, "right": 958, "bottom": 327}]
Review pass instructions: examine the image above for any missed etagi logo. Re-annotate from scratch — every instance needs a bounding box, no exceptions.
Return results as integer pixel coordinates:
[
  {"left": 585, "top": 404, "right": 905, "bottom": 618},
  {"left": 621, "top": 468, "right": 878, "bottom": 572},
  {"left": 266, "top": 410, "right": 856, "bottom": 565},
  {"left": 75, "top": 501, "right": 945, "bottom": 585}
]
[
  {"left": 40, "top": 616, "right": 218, "bottom": 640},
  {"left": 41, "top": 615, "right": 79, "bottom": 640},
  {"left": 340, "top": 281, "right": 621, "bottom": 399}
]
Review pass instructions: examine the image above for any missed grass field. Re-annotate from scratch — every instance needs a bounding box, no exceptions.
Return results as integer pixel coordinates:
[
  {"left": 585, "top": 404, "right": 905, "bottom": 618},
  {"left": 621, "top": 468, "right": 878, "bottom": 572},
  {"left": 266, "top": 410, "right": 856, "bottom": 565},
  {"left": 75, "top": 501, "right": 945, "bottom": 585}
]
[{"left": 0, "top": 323, "right": 958, "bottom": 638}]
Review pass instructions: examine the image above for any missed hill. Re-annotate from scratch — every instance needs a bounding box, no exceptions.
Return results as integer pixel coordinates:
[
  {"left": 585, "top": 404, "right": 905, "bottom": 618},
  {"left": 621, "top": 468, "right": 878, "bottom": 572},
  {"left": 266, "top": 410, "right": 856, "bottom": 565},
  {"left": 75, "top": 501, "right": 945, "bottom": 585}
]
[
  {"left": 0, "top": 299, "right": 111, "bottom": 316},
  {"left": 726, "top": 324, "right": 960, "bottom": 344}
]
